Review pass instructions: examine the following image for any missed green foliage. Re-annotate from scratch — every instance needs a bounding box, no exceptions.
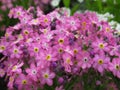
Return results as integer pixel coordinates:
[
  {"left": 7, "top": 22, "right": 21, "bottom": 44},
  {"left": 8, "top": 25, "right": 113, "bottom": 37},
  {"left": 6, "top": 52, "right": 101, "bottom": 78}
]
[
  {"left": 71, "top": 4, "right": 80, "bottom": 15},
  {"left": 84, "top": 0, "right": 120, "bottom": 23},
  {"left": 63, "top": 0, "right": 71, "bottom": 8}
]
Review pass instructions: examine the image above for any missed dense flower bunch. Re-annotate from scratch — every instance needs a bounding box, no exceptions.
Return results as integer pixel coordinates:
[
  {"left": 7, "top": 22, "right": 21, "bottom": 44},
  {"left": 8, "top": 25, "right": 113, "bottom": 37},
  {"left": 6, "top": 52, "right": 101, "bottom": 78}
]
[
  {"left": 0, "top": 0, "right": 51, "bottom": 32},
  {"left": 0, "top": 6, "right": 120, "bottom": 90}
]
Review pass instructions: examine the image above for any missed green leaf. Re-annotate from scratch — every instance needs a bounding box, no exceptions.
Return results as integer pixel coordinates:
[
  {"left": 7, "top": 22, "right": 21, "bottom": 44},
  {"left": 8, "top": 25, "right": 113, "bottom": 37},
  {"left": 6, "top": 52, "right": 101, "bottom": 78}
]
[
  {"left": 71, "top": 4, "right": 80, "bottom": 15},
  {"left": 63, "top": 0, "right": 71, "bottom": 8}
]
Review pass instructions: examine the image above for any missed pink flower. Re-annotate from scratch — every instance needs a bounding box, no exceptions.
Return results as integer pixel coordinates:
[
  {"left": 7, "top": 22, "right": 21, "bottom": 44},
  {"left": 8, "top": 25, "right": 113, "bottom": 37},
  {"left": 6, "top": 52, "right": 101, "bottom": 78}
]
[
  {"left": 10, "top": 62, "right": 23, "bottom": 75},
  {"left": 13, "top": 6, "right": 25, "bottom": 19},
  {"left": 100, "top": 21, "right": 113, "bottom": 36},
  {"left": 70, "top": 43, "right": 81, "bottom": 56},
  {"left": 64, "top": 16, "right": 79, "bottom": 31},
  {"left": 62, "top": 52, "right": 73, "bottom": 72},
  {"left": 19, "top": 13, "right": 32, "bottom": 24},
  {"left": 0, "top": 42, "right": 7, "bottom": 53},
  {"left": 3, "top": 58, "right": 18, "bottom": 73},
  {"left": 39, "top": 15, "right": 51, "bottom": 26},
  {"left": 109, "top": 58, "right": 120, "bottom": 78},
  {"left": 9, "top": 45, "right": 22, "bottom": 58},
  {"left": 26, "top": 63, "right": 39, "bottom": 81},
  {"left": 77, "top": 51, "right": 93, "bottom": 69},
  {"left": 40, "top": 69, "right": 55, "bottom": 86},
  {"left": 28, "top": 43, "right": 41, "bottom": 57},
  {"left": 109, "top": 45, "right": 120, "bottom": 56},
  {"left": 41, "top": 48, "right": 57, "bottom": 61},
  {"left": 92, "top": 39, "right": 110, "bottom": 53},
  {"left": 29, "top": 18, "right": 40, "bottom": 25},
  {"left": 53, "top": 45, "right": 65, "bottom": 57},
  {"left": 21, "top": 27, "right": 33, "bottom": 37},
  {"left": 15, "top": 74, "right": 32, "bottom": 90},
  {"left": 93, "top": 54, "right": 110, "bottom": 73}
]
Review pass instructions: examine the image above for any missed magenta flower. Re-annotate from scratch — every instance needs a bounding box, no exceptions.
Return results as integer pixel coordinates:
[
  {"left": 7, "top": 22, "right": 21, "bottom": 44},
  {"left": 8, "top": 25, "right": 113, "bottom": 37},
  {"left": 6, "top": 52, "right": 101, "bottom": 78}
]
[
  {"left": 109, "top": 45, "right": 120, "bottom": 56},
  {"left": 39, "top": 15, "right": 51, "bottom": 26},
  {"left": 26, "top": 63, "right": 39, "bottom": 81},
  {"left": 93, "top": 54, "right": 110, "bottom": 73},
  {"left": 100, "top": 21, "right": 113, "bottom": 37},
  {"left": 109, "top": 58, "right": 120, "bottom": 78},
  {"left": 3, "top": 58, "right": 18, "bottom": 73},
  {"left": 62, "top": 52, "right": 73, "bottom": 72},
  {"left": 0, "top": 43, "right": 6, "bottom": 53},
  {"left": 20, "top": 13, "right": 32, "bottom": 24},
  {"left": 92, "top": 39, "right": 110, "bottom": 53},
  {"left": 9, "top": 45, "right": 22, "bottom": 58},
  {"left": 29, "top": 18, "right": 40, "bottom": 25},
  {"left": 28, "top": 43, "right": 41, "bottom": 57},
  {"left": 15, "top": 74, "right": 32, "bottom": 90},
  {"left": 40, "top": 69, "right": 55, "bottom": 86},
  {"left": 77, "top": 51, "right": 93, "bottom": 69},
  {"left": 11, "top": 6, "right": 25, "bottom": 19},
  {"left": 42, "top": 48, "right": 57, "bottom": 61},
  {"left": 64, "top": 16, "right": 79, "bottom": 31}
]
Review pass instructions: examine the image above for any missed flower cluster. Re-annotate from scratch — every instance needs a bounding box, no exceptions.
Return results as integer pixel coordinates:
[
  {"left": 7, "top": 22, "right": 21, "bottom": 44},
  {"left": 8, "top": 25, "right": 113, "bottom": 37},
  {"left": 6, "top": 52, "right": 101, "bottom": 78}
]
[{"left": 0, "top": 7, "right": 120, "bottom": 90}]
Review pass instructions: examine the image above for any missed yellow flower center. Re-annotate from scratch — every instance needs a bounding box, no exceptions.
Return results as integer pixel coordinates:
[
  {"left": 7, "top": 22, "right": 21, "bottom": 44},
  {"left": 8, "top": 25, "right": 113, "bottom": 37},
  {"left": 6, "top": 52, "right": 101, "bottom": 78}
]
[
  {"left": 66, "top": 58, "right": 71, "bottom": 64},
  {"left": 82, "top": 22, "right": 86, "bottom": 27},
  {"left": 99, "top": 43, "right": 104, "bottom": 49},
  {"left": 58, "top": 48, "right": 63, "bottom": 53},
  {"left": 24, "top": 30, "right": 29, "bottom": 35},
  {"left": 106, "top": 27, "right": 110, "bottom": 32},
  {"left": 58, "top": 39, "right": 64, "bottom": 44},
  {"left": 34, "top": 47, "right": 39, "bottom": 53},
  {"left": 13, "top": 49, "right": 19, "bottom": 54},
  {"left": 12, "top": 66, "right": 17, "bottom": 71},
  {"left": 22, "top": 80, "right": 27, "bottom": 85},
  {"left": 26, "top": 38, "right": 31, "bottom": 43},
  {"left": 0, "top": 45, "right": 5, "bottom": 51},
  {"left": 73, "top": 49, "right": 78, "bottom": 54},
  {"left": 74, "top": 60, "right": 78, "bottom": 65},
  {"left": 17, "top": 11, "right": 21, "bottom": 16},
  {"left": 44, "top": 73, "right": 49, "bottom": 79},
  {"left": 46, "top": 55, "right": 51, "bottom": 61},
  {"left": 98, "top": 59, "right": 103, "bottom": 64},
  {"left": 82, "top": 21, "right": 86, "bottom": 30},
  {"left": 9, "top": 77, "right": 14, "bottom": 82},
  {"left": 44, "top": 18, "right": 48, "bottom": 23},
  {"left": 43, "top": 29, "right": 48, "bottom": 34},
  {"left": 5, "top": 33, "right": 9, "bottom": 37},
  {"left": 115, "top": 65, "right": 120, "bottom": 70},
  {"left": 33, "top": 19, "right": 38, "bottom": 23},
  {"left": 18, "top": 34, "right": 23, "bottom": 39}
]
